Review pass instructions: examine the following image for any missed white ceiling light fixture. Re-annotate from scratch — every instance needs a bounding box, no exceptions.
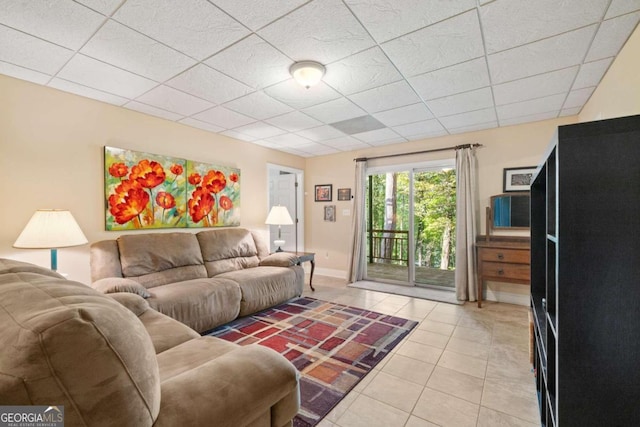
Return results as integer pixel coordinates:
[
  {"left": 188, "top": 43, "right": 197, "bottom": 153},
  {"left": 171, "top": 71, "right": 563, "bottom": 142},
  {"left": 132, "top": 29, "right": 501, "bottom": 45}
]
[{"left": 290, "top": 61, "right": 325, "bottom": 89}]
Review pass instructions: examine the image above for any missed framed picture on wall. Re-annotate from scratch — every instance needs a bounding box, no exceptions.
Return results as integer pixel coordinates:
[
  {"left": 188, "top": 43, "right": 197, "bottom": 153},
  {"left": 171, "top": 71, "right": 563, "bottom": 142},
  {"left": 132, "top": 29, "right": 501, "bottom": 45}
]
[
  {"left": 503, "top": 166, "right": 536, "bottom": 192},
  {"left": 315, "top": 184, "right": 332, "bottom": 201},
  {"left": 324, "top": 205, "right": 336, "bottom": 222},
  {"left": 337, "top": 188, "right": 351, "bottom": 201}
]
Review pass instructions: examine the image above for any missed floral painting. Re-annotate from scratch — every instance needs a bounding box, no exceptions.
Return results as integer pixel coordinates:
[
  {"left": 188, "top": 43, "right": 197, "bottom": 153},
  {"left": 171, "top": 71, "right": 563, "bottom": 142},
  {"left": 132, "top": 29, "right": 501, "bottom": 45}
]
[
  {"left": 186, "top": 160, "right": 240, "bottom": 227},
  {"left": 104, "top": 147, "right": 240, "bottom": 230}
]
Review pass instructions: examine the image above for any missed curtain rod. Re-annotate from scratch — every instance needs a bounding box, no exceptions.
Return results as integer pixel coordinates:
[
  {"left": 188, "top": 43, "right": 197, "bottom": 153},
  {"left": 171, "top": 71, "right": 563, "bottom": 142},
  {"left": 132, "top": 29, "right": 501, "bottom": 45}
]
[{"left": 354, "top": 143, "right": 482, "bottom": 162}]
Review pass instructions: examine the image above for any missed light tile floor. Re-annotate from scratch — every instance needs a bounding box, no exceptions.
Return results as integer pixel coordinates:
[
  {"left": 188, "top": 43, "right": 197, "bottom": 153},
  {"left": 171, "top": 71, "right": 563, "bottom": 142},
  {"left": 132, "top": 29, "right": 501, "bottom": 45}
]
[{"left": 301, "top": 275, "right": 539, "bottom": 427}]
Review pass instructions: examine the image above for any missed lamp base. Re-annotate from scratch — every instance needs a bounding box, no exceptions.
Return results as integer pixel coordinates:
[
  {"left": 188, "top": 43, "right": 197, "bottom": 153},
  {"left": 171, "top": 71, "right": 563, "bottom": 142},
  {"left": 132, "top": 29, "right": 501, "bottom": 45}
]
[{"left": 274, "top": 239, "right": 285, "bottom": 253}]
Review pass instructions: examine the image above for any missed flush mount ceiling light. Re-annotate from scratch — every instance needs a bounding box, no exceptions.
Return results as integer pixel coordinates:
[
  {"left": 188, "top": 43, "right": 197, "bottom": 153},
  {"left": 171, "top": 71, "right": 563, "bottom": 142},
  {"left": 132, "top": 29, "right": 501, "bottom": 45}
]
[{"left": 290, "top": 61, "right": 325, "bottom": 89}]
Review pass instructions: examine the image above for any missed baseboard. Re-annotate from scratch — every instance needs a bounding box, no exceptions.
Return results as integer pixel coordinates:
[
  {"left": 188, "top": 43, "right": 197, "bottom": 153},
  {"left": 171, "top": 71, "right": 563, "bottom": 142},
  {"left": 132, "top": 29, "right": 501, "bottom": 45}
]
[
  {"left": 312, "top": 267, "right": 347, "bottom": 280},
  {"left": 484, "top": 289, "right": 530, "bottom": 306}
]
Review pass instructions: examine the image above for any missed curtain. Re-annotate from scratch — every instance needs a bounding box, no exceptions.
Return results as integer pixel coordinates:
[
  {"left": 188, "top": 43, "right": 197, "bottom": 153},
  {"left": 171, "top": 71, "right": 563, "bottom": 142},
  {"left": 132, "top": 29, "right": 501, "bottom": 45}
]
[
  {"left": 454, "top": 146, "right": 478, "bottom": 301},
  {"left": 348, "top": 159, "right": 367, "bottom": 283}
]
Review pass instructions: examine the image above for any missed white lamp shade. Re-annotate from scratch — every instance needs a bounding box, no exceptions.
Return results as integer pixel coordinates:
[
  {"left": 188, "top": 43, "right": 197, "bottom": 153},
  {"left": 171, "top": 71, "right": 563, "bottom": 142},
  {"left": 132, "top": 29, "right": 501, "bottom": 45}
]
[
  {"left": 265, "top": 206, "right": 293, "bottom": 225},
  {"left": 14, "top": 209, "right": 88, "bottom": 249},
  {"left": 290, "top": 61, "right": 325, "bottom": 88}
]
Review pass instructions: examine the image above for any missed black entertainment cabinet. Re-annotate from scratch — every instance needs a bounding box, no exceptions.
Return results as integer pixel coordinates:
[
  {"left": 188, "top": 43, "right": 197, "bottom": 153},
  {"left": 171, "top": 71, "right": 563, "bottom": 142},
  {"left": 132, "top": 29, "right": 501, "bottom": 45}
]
[{"left": 530, "top": 114, "right": 640, "bottom": 427}]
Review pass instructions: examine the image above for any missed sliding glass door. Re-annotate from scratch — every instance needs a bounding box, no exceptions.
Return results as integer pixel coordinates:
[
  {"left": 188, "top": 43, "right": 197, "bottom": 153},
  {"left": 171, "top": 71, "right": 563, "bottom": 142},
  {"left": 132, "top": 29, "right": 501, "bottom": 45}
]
[{"left": 364, "top": 161, "right": 455, "bottom": 290}]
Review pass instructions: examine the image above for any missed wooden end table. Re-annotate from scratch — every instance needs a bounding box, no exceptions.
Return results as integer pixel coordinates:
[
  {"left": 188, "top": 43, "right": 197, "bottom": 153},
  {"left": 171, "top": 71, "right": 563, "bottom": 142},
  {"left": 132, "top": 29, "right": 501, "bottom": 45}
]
[{"left": 293, "top": 252, "right": 315, "bottom": 291}]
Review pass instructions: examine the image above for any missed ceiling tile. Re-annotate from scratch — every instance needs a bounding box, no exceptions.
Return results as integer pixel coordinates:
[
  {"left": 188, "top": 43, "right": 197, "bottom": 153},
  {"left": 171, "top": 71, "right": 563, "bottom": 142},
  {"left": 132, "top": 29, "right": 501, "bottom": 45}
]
[
  {"left": 493, "top": 67, "right": 579, "bottom": 106},
  {"left": 488, "top": 25, "right": 597, "bottom": 84},
  {"left": 264, "top": 133, "right": 313, "bottom": 147},
  {"left": 585, "top": 11, "right": 640, "bottom": 61},
  {"left": 480, "top": 0, "right": 609, "bottom": 53},
  {"left": 500, "top": 111, "right": 559, "bottom": 127},
  {"left": 302, "top": 97, "right": 366, "bottom": 123},
  {"left": 368, "top": 137, "right": 407, "bottom": 146},
  {"left": 232, "top": 121, "right": 288, "bottom": 139},
  {"left": 404, "top": 129, "right": 448, "bottom": 141},
  {"left": 166, "top": 64, "right": 252, "bottom": 104},
  {"left": 265, "top": 111, "right": 322, "bottom": 132},
  {"left": 265, "top": 80, "right": 341, "bottom": 109},
  {"left": 251, "top": 139, "right": 280, "bottom": 148},
  {"left": 48, "top": 78, "right": 128, "bottom": 105},
  {"left": 349, "top": 80, "right": 420, "bottom": 113},
  {"left": 258, "top": 0, "right": 375, "bottom": 64},
  {"left": 352, "top": 127, "right": 402, "bottom": 143},
  {"left": 0, "top": 24, "right": 73, "bottom": 75},
  {"left": 205, "top": 34, "right": 292, "bottom": 89},
  {"left": 81, "top": 20, "right": 196, "bottom": 81},
  {"left": 221, "top": 129, "right": 258, "bottom": 142},
  {"left": 223, "top": 91, "right": 293, "bottom": 120},
  {"left": 393, "top": 119, "right": 445, "bottom": 138},
  {"left": 323, "top": 47, "right": 402, "bottom": 95},
  {"left": 439, "top": 107, "right": 497, "bottom": 129},
  {"left": 57, "top": 54, "right": 157, "bottom": 98},
  {"left": 321, "top": 136, "right": 371, "bottom": 150},
  {"left": 296, "top": 143, "right": 340, "bottom": 155},
  {"left": 75, "top": 0, "right": 123, "bottom": 15},
  {"left": 572, "top": 58, "right": 613, "bottom": 89},
  {"left": 178, "top": 117, "right": 225, "bottom": 133},
  {"left": 0, "top": 61, "right": 50, "bottom": 84},
  {"left": 0, "top": 0, "right": 105, "bottom": 50},
  {"left": 560, "top": 107, "right": 582, "bottom": 116},
  {"left": 605, "top": 0, "right": 640, "bottom": 19},
  {"left": 408, "top": 58, "right": 490, "bottom": 100},
  {"left": 296, "top": 125, "right": 345, "bottom": 142},
  {"left": 382, "top": 10, "right": 484, "bottom": 77},
  {"left": 496, "top": 94, "right": 566, "bottom": 121},
  {"left": 426, "top": 87, "right": 494, "bottom": 117},
  {"left": 277, "top": 147, "right": 313, "bottom": 157},
  {"left": 211, "top": 0, "right": 308, "bottom": 31},
  {"left": 448, "top": 120, "right": 497, "bottom": 134},
  {"left": 113, "top": 0, "right": 249, "bottom": 60},
  {"left": 563, "top": 87, "right": 596, "bottom": 109},
  {"left": 373, "top": 103, "right": 434, "bottom": 127},
  {"left": 124, "top": 100, "right": 184, "bottom": 121},
  {"left": 330, "top": 115, "right": 385, "bottom": 135},
  {"left": 345, "top": 0, "right": 476, "bottom": 43},
  {"left": 135, "top": 85, "right": 214, "bottom": 116},
  {"left": 192, "top": 106, "right": 255, "bottom": 128}
]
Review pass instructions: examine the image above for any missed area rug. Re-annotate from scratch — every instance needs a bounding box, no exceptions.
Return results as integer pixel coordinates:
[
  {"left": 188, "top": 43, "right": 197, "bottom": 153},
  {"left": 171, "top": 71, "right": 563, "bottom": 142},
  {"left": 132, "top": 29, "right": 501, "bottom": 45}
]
[{"left": 205, "top": 297, "right": 417, "bottom": 426}]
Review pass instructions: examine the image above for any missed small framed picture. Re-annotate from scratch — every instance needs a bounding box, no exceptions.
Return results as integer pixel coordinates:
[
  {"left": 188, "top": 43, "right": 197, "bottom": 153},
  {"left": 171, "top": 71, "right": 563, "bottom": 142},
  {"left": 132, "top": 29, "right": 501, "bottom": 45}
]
[
  {"left": 324, "top": 205, "right": 336, "bottom": 222},
  {"left": 337, "top": 188, "right": 351, "bottom": 201},
  {"left": 315, "top": 184, "right": 332, "bottom": 202},
  {"left": 503, "top": 167, "right": 536, "bottom": 192}
]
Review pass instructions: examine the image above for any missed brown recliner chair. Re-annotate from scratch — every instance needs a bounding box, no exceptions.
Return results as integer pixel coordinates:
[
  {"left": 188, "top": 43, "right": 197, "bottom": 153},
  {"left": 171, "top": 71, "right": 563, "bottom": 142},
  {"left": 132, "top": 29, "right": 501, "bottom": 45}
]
[{"left": 0, "top": 258, "right": 299, "bottom": 427}]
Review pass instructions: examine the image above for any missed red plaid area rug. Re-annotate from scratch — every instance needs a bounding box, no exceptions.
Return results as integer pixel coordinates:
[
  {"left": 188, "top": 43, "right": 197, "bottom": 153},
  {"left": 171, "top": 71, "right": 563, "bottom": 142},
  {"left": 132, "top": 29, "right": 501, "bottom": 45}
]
[{"left": 206, "top": 297, "right": 417, "bottom": 426}]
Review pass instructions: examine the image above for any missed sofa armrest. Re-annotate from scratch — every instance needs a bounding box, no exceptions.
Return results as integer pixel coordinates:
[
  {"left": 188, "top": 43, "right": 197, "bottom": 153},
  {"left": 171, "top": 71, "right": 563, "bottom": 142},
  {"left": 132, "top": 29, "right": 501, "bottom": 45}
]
[
  {"left": 155, "top": 344, "right": 299, "bottom": 427},
  {"left": 108, "top": 292, "right": 150, "bottom": 317},
  {"left": 259, "top": 252, "right": 298, "bottom": 267},
  {"left": 92, "top": 277, "right": 150, "bottom": 298}
]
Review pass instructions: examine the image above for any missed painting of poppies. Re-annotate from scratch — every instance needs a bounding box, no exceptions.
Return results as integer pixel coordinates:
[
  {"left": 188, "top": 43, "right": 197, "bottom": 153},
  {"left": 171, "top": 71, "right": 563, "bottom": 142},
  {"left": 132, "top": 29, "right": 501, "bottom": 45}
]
[
  {"left": 104, "top": 147, "right": 241, "bottom": 230},
  {"left": 186, "top": 160, "right": 240, "bottom": 227}
]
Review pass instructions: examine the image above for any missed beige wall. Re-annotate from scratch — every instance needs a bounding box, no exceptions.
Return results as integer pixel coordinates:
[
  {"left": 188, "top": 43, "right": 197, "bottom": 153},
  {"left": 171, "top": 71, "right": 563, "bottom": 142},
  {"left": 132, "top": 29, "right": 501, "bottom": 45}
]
[
  {"left": 580, "top": 24, "right": 640, "bottom": 121},
  {"left": 0, "top": 75, "right": 304, "bottom": 283}
]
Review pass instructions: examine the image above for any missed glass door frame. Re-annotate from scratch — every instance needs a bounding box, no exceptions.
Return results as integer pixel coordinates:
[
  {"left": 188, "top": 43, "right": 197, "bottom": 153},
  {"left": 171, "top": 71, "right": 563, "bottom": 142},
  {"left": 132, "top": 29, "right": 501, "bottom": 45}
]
[{"left": 364, "top": 158, "right": 456, "bottom": 288}]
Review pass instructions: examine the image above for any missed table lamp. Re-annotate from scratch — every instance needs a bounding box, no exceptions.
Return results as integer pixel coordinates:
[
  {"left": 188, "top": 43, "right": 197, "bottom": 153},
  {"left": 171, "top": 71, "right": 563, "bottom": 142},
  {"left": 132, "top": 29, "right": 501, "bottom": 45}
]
[
  {"left": 265, "top": 205, "right": 293, "bottom": 252},
  {"left": 13, "top": 209, "right": 88, "bottom": 271}
]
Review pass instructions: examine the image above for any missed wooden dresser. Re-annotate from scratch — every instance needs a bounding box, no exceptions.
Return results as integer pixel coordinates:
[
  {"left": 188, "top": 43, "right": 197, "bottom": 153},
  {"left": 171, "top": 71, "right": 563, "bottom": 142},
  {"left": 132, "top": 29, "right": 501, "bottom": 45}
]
[{"left": 476, "top": 235, "right": 530, "bottom": 308}]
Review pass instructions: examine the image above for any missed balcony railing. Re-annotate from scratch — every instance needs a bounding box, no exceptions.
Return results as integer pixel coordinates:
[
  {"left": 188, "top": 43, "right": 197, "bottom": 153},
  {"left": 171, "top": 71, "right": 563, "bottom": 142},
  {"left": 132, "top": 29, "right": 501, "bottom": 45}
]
[{"left": 368, "top": 229, "right": 408, "bottom": 264}]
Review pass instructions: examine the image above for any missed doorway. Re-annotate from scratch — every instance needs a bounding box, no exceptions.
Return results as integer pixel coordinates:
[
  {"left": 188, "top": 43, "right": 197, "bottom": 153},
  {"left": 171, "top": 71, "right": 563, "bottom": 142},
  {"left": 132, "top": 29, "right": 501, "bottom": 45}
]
[
  {"left": 267, "top": 164, "right": 304, "bottom": 253},
  {"left": 365, "top": 160, "right": 455, "bottom": 290}
]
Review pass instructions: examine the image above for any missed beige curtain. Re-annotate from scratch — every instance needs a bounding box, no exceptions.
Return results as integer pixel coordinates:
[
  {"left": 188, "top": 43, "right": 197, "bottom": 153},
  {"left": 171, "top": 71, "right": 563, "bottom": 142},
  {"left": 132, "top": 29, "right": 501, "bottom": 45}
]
[
  {"left": 455, "top": 146, "right": 478, "bottom": 301},
  {"left": 348, "top": 160, "right": 367, "bottom": 282}
]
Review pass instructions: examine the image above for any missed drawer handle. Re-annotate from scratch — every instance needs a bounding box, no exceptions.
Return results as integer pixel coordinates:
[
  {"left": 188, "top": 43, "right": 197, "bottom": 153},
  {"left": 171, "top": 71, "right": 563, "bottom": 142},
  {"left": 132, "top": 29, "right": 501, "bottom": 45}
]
[
  {"left": 497, "top": 269, "right": 504, "bottom": 275},
  {"left": 497, "top": 253, "right": 504, "bottom": 260}
]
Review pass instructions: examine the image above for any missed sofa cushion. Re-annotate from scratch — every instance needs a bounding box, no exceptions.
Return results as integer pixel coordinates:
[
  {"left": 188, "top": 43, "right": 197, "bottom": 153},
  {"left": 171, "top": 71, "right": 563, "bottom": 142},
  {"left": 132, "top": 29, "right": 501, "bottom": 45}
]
[
  {"left": 0, "top": 258, "right": 64, "bottom": 279},
  {"left": 218, "top": 266, "right": 304, "bottom": 317},
  {"left": 117, "top": 233, "right": 207, "bottom": 288},
  {"left": 0, "top": 269, "right": 160, "bottom": 426},
  {"left": 146, "top": 277, "right": 241, "bottom": 333},
  {"left": 93, "top": 277, "right": 151, "bottom": 298},
  {"left": 260, "top": 252, "right": 299, "bottom": 267},
  {"left": 197, "top": 228, "right": 260, "bottom": 276}
]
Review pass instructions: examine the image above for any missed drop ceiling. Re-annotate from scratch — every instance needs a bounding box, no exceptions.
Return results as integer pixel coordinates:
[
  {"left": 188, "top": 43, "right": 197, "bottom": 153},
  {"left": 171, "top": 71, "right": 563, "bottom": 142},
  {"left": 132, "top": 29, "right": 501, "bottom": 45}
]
[{"left": 1, "top": 0, "right": 638, "bottom": 157}]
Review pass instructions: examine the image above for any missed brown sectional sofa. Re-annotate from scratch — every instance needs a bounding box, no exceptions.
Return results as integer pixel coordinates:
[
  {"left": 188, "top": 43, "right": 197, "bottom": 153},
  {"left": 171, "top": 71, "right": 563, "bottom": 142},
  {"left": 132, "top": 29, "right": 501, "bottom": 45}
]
[
  {"left": 90, "top": 228, "right": 304, "bottom": 332},
  {"left": 0, "top": 258, "right": 300, "bottom": 427}
]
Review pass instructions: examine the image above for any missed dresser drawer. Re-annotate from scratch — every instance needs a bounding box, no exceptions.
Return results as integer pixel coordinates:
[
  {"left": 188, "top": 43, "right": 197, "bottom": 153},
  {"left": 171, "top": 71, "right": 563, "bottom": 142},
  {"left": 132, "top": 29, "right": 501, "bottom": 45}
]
[
  {"left": 482, "top": 261, "right": 530, "bottom": 281},
  {"left": 480, "top": 248, "right": 530, "bottom": 264}
]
